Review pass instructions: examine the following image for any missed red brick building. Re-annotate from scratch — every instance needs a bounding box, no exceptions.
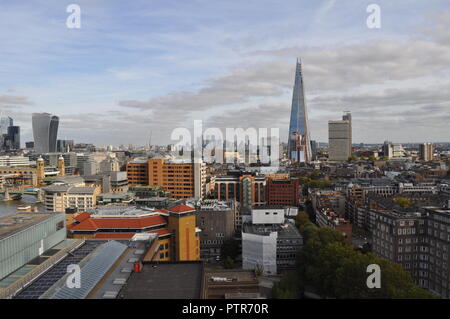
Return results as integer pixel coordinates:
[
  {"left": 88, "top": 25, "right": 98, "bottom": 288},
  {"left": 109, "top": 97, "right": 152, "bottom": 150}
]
[{"left": 265, "top": 177, "right": 300, "bottom": 206}]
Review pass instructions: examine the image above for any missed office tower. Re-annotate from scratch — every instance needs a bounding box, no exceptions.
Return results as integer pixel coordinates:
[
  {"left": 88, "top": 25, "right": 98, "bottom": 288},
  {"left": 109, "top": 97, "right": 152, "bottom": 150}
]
[
  {"left": 32, "top": 113, "right": 59, "bottom": 153},
  {"left": 382, "top": 141, "right": 393, "bottom": 159},
  {"left": 57, "top": 139, "right": 74, "bottom": 152},
  {"left": 6, "top": 126, "right": 20, "bottom": 150},
  {"left": 310, "top": 140, "right": 317, "bottom": 161},
  {"left": 328, "top": 112, "right": 352, "bottom": 161},
  {"left": 288, "top": 59, "right": 311, "bottom": 163},
  {"left": 0, "top": 116, "right": 13, "bottom": 135},
  {"left": 342, "top": 111, "right": 352, "bottom": 156},
  {"left": 419, "top": 143, "right": 434, "bottom": 161}
]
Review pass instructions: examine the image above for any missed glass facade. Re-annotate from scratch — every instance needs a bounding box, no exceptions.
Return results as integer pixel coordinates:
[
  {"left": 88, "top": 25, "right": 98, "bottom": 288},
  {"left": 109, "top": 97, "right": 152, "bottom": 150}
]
[
  {"left": 288, "top": 60, "right": 311, "bottom": 163},
  {"left": 32, "top": 113, "right": 59, "bottom": 153}
]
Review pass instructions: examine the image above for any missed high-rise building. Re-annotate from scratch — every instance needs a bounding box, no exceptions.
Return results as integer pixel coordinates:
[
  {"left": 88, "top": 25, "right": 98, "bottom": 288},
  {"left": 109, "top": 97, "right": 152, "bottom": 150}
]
[
  {"left": 382, "top": 141, "right": 393, "bottom": 159},
  {"left": 57, "top": 139, "right": 74, "bottom": 152},
  {"left": 6, "top": 126, "right": 20, "bottom": 150},
  {"left": 328, "top": 113, "right": 352, "bottom": 161},
  {"left": 32, "top": 113, "right": 59, "bottom": 153},
  {"left": 0, "top": 116, "right": 13, "bottom": 135},
  {"left": 288, "top": 59, "right": 311, "bottom": 163},
  {"left": 419, "top": 143, "right": 434, "bottom": 161}
]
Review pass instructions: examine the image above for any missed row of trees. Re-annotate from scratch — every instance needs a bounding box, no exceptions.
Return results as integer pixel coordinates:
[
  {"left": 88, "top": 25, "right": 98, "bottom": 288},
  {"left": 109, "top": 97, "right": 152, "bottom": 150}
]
[{"left": 273, "top": 212, "right": 435, "bottom": 299}]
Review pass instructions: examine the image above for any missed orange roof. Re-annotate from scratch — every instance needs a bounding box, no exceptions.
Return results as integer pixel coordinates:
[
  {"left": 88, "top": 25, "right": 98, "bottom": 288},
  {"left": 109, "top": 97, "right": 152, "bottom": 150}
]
[
  {"left": 74, "top": 212, "right": 91, "bottom": 223},
  {"left": 68, "top": 214, "right": 167, "bottom": 231},
  {"left": 94, "top": 233, "right": 135, "bottom": 239},
  {"left": 169, "top": 204, "right": 195, "bottom": 214}
]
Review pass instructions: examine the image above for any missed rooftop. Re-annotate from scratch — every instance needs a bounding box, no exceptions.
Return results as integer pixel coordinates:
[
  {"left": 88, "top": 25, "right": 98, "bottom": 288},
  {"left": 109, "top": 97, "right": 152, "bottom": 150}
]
[
  {"left": 118, "top": 261, "right": 204, "bottom": 299},
  {"left": 242, "top": 222, "right": 302, "bottom": 238},
  {"left": 0, "top": 213, "right": 53, "bottom": 240}
]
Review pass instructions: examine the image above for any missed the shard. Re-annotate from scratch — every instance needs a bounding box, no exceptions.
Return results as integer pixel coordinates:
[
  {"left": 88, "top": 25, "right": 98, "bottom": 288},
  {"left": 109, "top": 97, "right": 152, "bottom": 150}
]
[{"left": 288, "top": 59, "right": 311, "bottom": 163}]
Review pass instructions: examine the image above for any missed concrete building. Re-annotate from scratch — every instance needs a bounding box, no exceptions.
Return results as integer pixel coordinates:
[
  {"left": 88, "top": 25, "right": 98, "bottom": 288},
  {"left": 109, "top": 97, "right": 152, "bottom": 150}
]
[
  {"left": 0, "top": 156, "right": 34, "bottom": 167},
  {"left": 382, "top": 141, "right": 394, "bottom": 159},
  {"left": 242, "top": 206, "right": 303, "bottom": 276},
  {"left": 195, "top": 200, "right": 237, "bottom": 259},
  {"left": 419, "top": 143, "right": 434, "bottom": 161},
  {"left": 43, "top": 185, "right": 101, "bottom": 213},
  {"left": 328, "top": 114, "right": 352, "bottom": 162},
  {"left": 99, "top": 157, "right": 120, "bottom": 173}
]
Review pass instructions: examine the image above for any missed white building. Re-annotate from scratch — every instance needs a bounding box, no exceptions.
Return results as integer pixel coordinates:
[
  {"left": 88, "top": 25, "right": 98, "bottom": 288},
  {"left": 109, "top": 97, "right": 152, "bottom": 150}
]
[{"left": 242, "top": 206, "right": 302, "bottom": 276}]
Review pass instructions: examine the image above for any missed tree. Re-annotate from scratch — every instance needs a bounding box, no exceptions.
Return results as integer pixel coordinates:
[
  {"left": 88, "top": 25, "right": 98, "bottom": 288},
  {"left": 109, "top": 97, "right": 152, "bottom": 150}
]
[
  {"left": 274, "top": 215, "right": 436, "bottom": 299},
  {"left": 272, "top": 272, "right": 299, "bottom": 299},
  {"left": 223, "top": 256, "right": 234, "bottom": 269},
  {"left": 394, "top": 197, "right": 412, "bottom": 208}
]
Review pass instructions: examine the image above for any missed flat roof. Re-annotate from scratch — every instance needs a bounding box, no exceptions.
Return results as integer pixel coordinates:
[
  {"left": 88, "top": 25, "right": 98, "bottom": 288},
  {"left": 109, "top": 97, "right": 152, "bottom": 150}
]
[
  {"left": 119, "top": 262, "right": 204, "bottom": 299},
  {"left": 243, "top": 222, "right": 302, "bottom": 238},
  {"left": 0, "top": 213, "right": 54, "bottom": 240}
]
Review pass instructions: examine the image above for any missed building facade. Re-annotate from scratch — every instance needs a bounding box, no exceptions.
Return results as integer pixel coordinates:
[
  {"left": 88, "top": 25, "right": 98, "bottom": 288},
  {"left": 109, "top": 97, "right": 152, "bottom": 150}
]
[
  {"left": 126, "top": 158, "right": 206, "bottom": 199},
  {"left": 32, "top": 113, "right": 59, "bottom": 153},
  {"left": 288, "top": 59, "right": 312, "bottom": 163},
  {"left": 328, "top": 114, "right": 352, "bottom": 162}
]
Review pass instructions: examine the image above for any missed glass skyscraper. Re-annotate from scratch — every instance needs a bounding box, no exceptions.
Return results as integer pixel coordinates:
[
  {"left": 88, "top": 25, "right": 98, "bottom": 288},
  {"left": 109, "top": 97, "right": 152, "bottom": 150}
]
[
  {"left": 0, "top": 116, "right": 13, "bottom": 135},
  {"left": 32, "top": 113, "right": 59, "bottom": 153},
  {"left": 288, "top": 59, "right": 311, "bottom": 163}
]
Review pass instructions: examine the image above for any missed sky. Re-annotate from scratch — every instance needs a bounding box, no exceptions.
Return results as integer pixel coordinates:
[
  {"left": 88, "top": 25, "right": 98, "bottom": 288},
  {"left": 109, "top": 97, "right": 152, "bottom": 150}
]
[{"left": 0, "top": 0, "right": 449, "bottom": 146}]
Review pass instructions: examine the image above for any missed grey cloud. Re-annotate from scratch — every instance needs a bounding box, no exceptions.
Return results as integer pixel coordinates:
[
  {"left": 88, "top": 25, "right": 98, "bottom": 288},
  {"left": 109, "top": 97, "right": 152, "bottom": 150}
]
[{"left": 0, "top": 94, "right": 34, "bottom": 106}]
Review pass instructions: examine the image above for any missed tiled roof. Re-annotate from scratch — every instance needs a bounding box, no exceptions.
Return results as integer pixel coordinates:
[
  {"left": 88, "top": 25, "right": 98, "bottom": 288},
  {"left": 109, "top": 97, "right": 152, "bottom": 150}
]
[
  {"left": 93, "top": 233, "right": 135, "bottom": 239},
  {"left": 169, "top": 204, "right": 195, "bottom": 214},
  {"left": 74, "top": 212, "right": 91, "bottom": 223},
  {"left": 68, "top": 214, "right": 167, "bottom": 231}
]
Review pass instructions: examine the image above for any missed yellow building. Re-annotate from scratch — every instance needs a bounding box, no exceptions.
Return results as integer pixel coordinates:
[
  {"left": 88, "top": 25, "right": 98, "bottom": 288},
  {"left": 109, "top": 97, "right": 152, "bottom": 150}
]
[{"left": 167, "top": 204, "right": 200, "bottom": 261}]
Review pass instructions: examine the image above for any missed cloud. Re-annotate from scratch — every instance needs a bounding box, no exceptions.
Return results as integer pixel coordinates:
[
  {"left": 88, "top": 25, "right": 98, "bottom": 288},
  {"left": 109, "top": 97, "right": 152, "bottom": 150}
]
[{"left": 0, "top": 94, "right": 34, "bottom": 106}]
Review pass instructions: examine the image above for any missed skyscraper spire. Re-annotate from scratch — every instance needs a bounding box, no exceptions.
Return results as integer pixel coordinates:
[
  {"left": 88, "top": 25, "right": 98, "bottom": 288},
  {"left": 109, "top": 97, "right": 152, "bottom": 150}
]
[{"left": 288, "top": 59, "right": 311, "bottom": 163}]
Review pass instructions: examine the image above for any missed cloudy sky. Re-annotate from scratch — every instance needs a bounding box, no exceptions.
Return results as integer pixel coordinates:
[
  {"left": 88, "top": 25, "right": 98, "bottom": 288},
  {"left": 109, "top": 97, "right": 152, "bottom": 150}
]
[{"left": 0, "top": 0, "right": 449, "bottom": 146}]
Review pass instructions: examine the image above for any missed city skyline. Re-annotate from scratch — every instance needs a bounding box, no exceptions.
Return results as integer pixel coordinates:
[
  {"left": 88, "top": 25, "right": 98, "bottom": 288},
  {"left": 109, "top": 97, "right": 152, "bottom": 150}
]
[{"left": 0, "top": 1, "right": 449, "bottom": 146}]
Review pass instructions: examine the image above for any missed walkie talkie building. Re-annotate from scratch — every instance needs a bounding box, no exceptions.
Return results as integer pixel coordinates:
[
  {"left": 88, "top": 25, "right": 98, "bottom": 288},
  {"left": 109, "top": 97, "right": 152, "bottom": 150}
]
[{"left": 32, "top": 113, "right": 59, "bottom": 153}]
